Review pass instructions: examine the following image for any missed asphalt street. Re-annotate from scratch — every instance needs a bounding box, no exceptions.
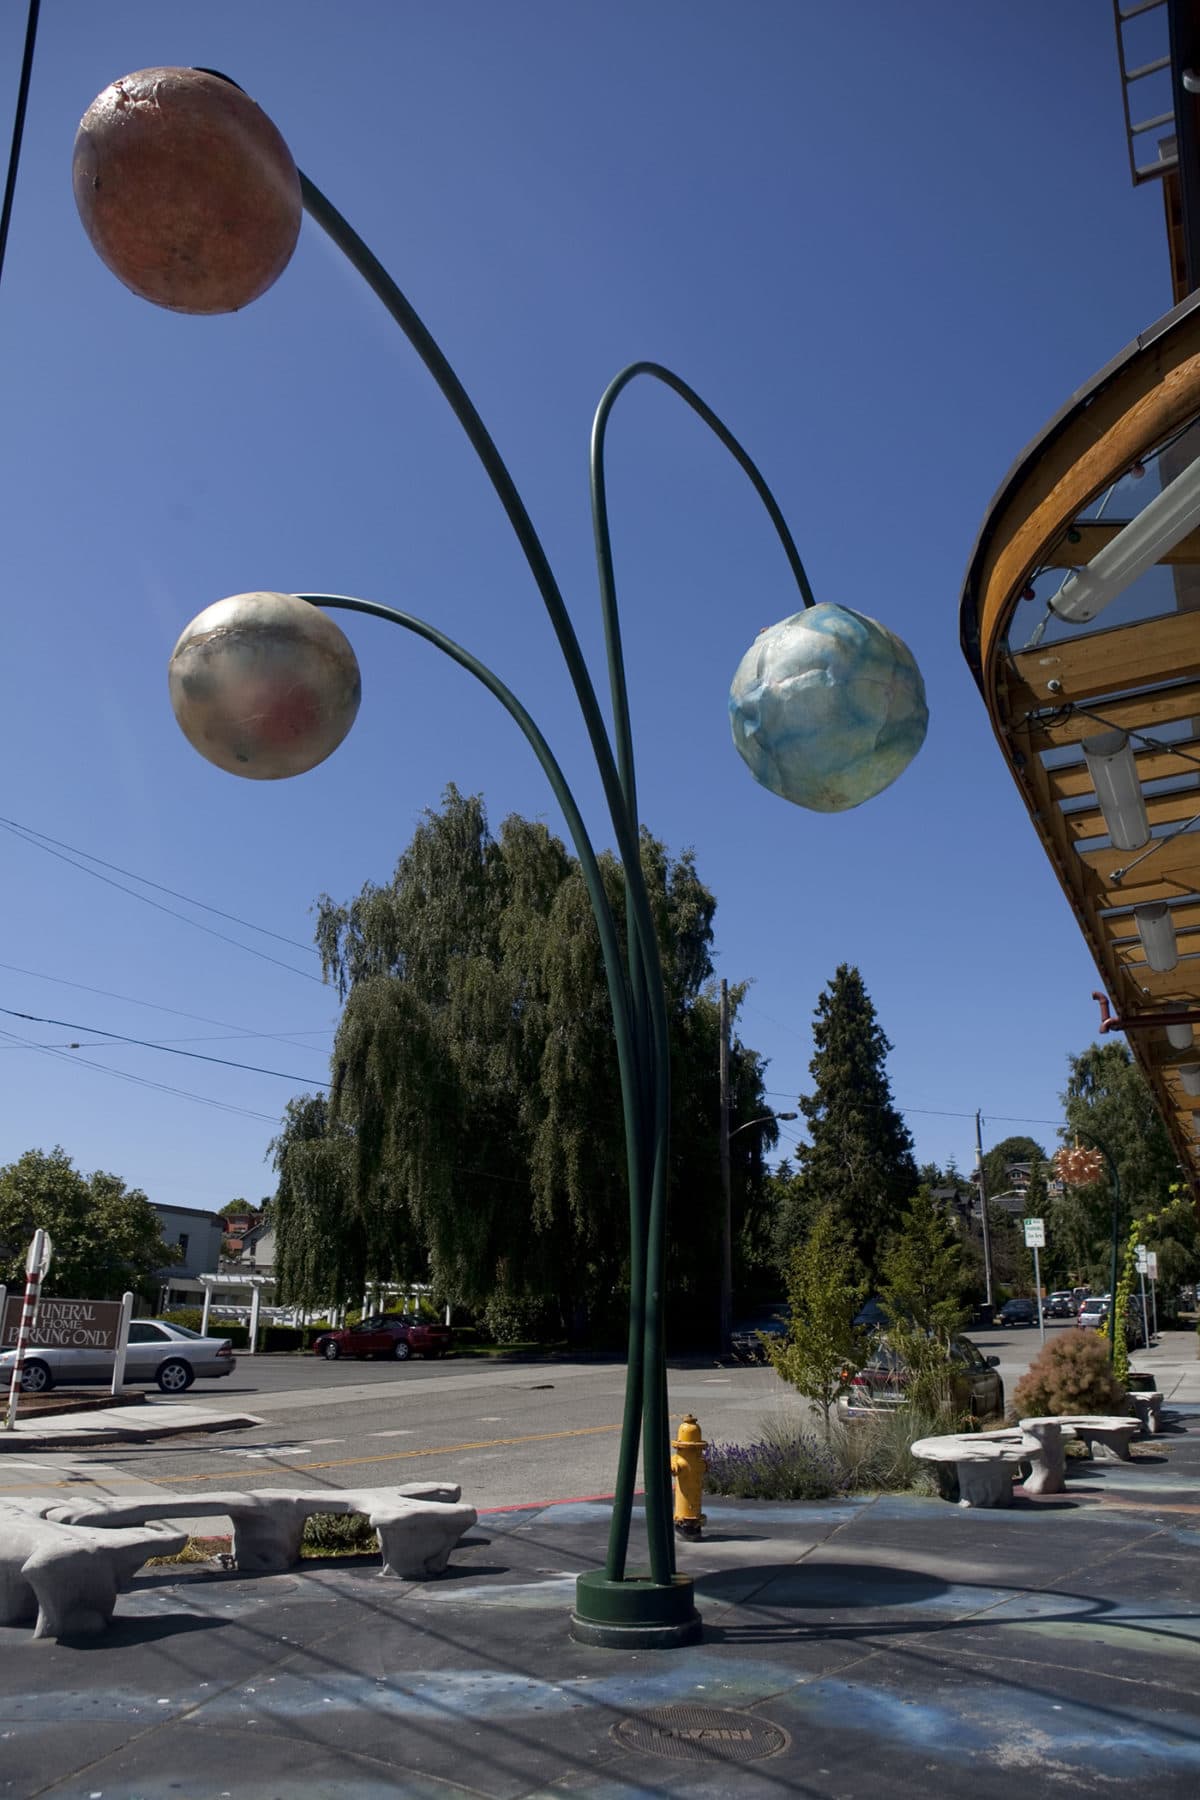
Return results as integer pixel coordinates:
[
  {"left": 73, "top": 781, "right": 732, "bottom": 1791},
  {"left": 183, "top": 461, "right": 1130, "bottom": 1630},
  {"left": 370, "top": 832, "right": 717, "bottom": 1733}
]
[{"left": 0, "top": 1323, "right": 1059, "bottom": 1512}]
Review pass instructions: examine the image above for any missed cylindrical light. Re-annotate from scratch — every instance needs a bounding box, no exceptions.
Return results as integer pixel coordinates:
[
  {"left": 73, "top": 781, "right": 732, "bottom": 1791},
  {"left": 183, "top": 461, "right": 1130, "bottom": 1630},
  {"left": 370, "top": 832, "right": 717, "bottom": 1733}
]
[
  {"left": 1135, "top": 902, "right": 1179, "bottom": 972},
  {"left": 1166, "top": 1019, "right": 1195, "bottom": 1050},
  {"left": 1081, "top": 730, "right": 1150, "bottom": 850},
  {"left": 1051, "top": 453, "right": 1200, "bottom": 624},
  {"left": 1180, "top": 1065, "right": 1200, "bottom": 1096}
]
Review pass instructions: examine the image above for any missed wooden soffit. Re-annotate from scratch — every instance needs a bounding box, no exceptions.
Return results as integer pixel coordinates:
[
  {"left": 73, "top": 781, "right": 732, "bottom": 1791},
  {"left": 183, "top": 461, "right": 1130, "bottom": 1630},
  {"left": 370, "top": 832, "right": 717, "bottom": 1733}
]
[{"left": 960, "top": 291, "right": 1200, "bottom": 1198}]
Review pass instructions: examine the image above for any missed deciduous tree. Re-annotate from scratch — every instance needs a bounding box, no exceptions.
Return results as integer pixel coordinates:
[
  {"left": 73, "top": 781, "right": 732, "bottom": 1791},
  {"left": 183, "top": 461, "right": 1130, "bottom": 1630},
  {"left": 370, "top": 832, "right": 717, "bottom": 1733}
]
[
  {"left": 765, "top": 1203, "right": 867, "bottom": 1430},
  {"left": 0, "top": 1147, "right": 174, "bottom": 1301}
]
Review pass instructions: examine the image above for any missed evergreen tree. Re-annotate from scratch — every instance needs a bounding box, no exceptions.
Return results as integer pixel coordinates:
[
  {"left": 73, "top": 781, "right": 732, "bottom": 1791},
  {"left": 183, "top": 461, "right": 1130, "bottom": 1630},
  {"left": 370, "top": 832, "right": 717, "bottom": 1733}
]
[
  {"left": 792, "top": 965, "right": 917, "bottom": 1282},
  {"left": 878, "top": 1188, "right": 968, "bottom": 1338}
]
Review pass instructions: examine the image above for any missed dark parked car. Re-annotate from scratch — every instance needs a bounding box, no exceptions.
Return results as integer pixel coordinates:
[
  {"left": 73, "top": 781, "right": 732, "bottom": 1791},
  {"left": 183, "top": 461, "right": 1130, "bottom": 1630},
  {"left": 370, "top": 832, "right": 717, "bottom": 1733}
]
[
  {"left": 729, "top": 1307, "right": 788, "bottom": 1364},
  {"left": 996, "top": 1298, "right": 1037, "bottom": 1327},
  {"left": 311, "top": 1314, "right": 453, "bottom": 1362},
  {"left": 837, "top": 1334, "right": 1003, "bottom": 1422},
  {"left": 1046, "top": 1291, "right": 1075, "bottom": 1319},
  {"left": 853, "top": 1296, "right": 890, "bottom": 1331}
]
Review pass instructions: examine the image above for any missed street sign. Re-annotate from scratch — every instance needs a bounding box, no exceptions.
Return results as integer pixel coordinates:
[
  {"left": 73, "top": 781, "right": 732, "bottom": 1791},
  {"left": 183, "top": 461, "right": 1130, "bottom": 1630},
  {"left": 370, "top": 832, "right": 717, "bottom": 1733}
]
[
  {"left": 1023, "top": 1217, "right": 1045, "bottom": 1248},
  {"left": 1, "top": 1297, "right": 125, "bottom": 1351},
  {"left": 1146, "top": 1251, "right": 1158, "bottom": 1280},
  {"left": 1136, "top": 1245, "right": 1149, "bottom": 1272}
]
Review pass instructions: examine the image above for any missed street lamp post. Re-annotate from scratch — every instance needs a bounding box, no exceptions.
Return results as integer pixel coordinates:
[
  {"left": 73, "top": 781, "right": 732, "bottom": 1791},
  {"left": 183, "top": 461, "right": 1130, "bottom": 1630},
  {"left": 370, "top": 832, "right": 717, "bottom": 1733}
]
[
  {"left": 70, "top": 65, "right": 927, "bottom": 1646},
  {"left": 1055, "top": 1141, "right": 1123, "bottom": 1366},
  {"left": 717, "top": 1088, "right": 798, "bottom": 1360}
]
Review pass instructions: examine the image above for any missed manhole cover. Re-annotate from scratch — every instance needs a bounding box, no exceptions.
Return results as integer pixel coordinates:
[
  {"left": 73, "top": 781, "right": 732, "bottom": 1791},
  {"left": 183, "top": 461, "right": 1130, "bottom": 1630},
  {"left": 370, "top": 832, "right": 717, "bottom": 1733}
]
[{"left": 613, "top": 1704, "right": 789, "bottom": 1764}]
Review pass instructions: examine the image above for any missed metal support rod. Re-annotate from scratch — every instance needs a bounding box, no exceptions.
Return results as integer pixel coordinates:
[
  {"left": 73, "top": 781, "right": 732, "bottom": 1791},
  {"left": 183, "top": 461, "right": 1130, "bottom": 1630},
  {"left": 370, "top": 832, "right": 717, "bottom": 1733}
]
[
  {"left": 975, "top": 1110, "right": 994, "bottom": 1312},
  {"left": 718, "top": 979, "right": 732, "bottom": 1358}
]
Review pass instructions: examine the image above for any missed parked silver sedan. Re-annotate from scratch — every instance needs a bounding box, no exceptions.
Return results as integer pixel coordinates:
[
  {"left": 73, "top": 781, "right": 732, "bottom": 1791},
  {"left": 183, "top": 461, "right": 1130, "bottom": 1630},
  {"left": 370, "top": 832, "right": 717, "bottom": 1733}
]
[{"left": 0, "top": 1320, "right": 236, "bottom": 1395}]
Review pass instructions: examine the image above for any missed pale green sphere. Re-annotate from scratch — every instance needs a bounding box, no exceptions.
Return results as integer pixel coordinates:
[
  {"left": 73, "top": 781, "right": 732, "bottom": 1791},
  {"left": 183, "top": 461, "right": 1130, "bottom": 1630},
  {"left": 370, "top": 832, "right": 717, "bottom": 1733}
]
[{"left": 729, "top": 602, "right": 927, "bottom": 811}]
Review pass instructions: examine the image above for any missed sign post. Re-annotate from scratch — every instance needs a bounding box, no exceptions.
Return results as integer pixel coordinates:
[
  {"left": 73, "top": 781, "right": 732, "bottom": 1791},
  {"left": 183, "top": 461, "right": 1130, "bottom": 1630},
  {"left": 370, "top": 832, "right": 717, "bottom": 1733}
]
[
  {"left": 1135, "top": 1245, "right": 1152, "bottom": 1352},
  {"left": 110, "top": 1292, "right": 134, "bottom": 1397},
  {"left": 3, "top": 1229, "right": 53, "bottom": 1430},
  {"left": 1023, "top": 1218, "right": 1046, "bottom": 1343},
  {"left": 1146, "top": 1250, "right": 1159, "bottom": 1339}
]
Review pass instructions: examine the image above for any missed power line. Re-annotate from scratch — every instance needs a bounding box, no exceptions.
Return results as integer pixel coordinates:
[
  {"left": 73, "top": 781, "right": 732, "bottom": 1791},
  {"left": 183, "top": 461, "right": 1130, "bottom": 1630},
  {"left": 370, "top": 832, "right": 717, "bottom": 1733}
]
[
  {"left": 0, "top": 818, "right": 325, "bottom": 984},
  {"left": 0, "top": 958, "right": 335, "bottom": 1048},
  {"left": 0, "top": 814, "right": 319, "bottom": 955},
  {"left": 0, "top": 0, "right": 38, "bottom": 292},
  {"left": 0, "top": 1029, "right": 330, "bottom": 1051},
  {"left": 0, "top": 1024, "right": 280, "bottom": 1124},
  {"left": 761, "top": 1088, "right": 1065, "bottom": 1128},
  {"left": 0, "top": 1006, "right": 330, "bottom": 1087}
]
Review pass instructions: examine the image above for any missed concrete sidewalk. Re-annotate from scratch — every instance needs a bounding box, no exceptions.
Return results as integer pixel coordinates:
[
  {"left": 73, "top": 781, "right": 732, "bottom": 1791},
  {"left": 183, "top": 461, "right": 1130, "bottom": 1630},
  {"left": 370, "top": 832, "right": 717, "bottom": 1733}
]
[{"left": 2, "top": 1403, "right": 1198, "bottom": 1797}]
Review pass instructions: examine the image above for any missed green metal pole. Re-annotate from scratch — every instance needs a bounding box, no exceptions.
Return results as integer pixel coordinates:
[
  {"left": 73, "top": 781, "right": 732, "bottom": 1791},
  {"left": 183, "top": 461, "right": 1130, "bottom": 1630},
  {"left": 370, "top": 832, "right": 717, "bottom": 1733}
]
[{"left": 589, "top": 362, "right": 818, "bottom": 1581}]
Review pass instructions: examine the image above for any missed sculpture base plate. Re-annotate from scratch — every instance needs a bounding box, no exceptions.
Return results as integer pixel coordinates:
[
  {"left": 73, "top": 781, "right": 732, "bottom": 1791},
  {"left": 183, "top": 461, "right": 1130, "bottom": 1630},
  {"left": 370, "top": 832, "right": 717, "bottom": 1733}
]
[{"left": 570, "top": 1571, "right": 701, "bottom": 1647}]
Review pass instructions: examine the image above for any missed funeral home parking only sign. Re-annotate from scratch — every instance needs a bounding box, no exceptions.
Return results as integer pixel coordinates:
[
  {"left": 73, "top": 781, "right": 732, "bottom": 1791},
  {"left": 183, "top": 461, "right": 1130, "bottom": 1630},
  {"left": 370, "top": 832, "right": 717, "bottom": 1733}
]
[{"left": 1, "top": 1297, "right": 125, "bottom": 1350}]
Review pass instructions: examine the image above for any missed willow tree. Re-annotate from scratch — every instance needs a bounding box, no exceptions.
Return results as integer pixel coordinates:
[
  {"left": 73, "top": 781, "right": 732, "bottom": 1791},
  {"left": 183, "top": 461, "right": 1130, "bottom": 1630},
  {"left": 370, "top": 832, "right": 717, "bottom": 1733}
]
[{"left": 276, "top": 786, "right": 770, "bottom": 1339}]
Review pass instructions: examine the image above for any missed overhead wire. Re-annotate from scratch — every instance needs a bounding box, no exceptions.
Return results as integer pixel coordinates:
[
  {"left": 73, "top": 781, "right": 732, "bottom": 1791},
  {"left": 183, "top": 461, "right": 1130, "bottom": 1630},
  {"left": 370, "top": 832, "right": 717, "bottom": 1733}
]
[
  {"left": 0, "top": 1024, "right": 281, "bottom": 1124},
  {"left": 0, "top": 818, "right": 326, "bottom": 984},
  {"left": 0, "top": 1005, "right": 331, "bottom": 1087},
  {"left": 0, "top": 814, "right": 319, "bottom": 955},
  {"left": 0, "top": 958, "right": 335, "bottom": 1048}
]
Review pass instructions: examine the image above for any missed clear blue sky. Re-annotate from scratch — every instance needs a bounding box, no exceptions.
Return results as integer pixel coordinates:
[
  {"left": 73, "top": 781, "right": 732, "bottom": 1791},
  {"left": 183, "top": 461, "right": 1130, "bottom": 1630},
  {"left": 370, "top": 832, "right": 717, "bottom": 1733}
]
[{"left": 0, "top": 2, "right": 1175, "bottom": 1214}]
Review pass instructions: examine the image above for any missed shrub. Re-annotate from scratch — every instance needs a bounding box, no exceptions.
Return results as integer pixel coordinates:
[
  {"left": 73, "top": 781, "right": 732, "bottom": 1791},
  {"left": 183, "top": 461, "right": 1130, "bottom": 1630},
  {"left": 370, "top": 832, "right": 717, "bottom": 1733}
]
[
  {"left": 829, "top": 1405, "right": 948, "bottom": 1497},
  {"left": 300, "top": 1512, "right": 380, "bottom": 1555},
  {"left": 1012, "top": 1328, "right": 1126, "bottom": 1417},
  {"left": 705, "top": 1419, "right": 843, "bottom": 1501},
  {"left": 479, "top": 1293, "right": 556, "bottom": 1346}
]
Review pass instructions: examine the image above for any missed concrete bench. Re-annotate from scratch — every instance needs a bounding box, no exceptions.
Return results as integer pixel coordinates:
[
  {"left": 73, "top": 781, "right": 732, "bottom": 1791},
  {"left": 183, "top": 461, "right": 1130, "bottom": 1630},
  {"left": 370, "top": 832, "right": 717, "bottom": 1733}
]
[
  {"left": 35, "top": 1480, "right": 474, "bottom": 1579},
  {"left": 1127, "top": 1391, "right": 1164, "bottom": 1435},
  {"left": 910, "top": 1432, "right": 1039, "bottom": 1507},
  {"left": 1055, "top": 1415, "right": 1141, "bottom": 1462},
  {"left": 0, "top": 1500, "right": 185, "bottom": 1640},
  {"left": 1013, "top": 1418, "right": 1067, "bottom": 1494}
]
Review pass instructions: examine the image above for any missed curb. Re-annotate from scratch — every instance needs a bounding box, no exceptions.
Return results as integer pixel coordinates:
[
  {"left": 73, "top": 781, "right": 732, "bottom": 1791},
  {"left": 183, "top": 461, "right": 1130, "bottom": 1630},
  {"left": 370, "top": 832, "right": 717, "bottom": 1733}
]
[{"left": 0, "top": 1412, "right": 262, "bottom": 1452}]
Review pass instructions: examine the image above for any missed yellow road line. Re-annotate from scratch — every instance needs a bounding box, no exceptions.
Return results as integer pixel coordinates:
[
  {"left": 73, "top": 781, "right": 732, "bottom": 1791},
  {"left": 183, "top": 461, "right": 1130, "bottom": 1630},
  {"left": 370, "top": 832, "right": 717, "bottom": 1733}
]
[{"left": 0, "top": 1420, "right": 622, "bottom": 1490}]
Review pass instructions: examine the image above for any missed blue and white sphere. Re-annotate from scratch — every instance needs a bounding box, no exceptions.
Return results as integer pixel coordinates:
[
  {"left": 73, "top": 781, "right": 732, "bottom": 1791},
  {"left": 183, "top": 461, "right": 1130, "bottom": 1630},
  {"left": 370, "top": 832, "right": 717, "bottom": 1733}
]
[{"left": 729, "top": 602, "right": 927, "bottom": 812}]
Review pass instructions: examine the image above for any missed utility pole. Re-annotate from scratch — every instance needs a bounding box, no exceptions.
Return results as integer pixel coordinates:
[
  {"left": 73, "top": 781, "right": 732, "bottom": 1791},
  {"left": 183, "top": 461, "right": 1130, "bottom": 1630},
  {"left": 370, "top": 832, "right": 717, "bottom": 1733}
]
[
  {"left": 974, "top": 1110, "right": 994, "bottom": 1314},
  {"left": 718, "top": 978, "right": 732, "bottom": 1357}
]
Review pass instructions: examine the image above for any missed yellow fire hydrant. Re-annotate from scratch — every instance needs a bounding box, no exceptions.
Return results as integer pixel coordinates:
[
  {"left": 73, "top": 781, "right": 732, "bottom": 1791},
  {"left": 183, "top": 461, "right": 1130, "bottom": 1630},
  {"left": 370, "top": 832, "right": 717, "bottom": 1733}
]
[{"left": 671, "top": 1413, "right": 708, "bottom": 1538}]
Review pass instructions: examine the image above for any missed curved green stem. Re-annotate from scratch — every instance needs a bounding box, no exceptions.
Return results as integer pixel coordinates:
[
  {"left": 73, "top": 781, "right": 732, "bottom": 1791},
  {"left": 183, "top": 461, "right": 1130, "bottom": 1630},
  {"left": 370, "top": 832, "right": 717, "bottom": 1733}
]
[
  {"left": 589, "top": 362, "right": 815, "bottom": 1577},
  {"left": 299, "top": 176, "right": 679, "bottom": 1583},
  {"left": 591, "top": 361, "right": 815, "bottom": 823},
  {"left": 297, "top": 592, "right": 648, "bottom": 1373}
]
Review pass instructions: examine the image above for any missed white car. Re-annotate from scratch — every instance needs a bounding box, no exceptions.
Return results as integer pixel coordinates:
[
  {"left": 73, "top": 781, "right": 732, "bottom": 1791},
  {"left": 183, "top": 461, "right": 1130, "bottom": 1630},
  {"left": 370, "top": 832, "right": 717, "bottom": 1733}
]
[{"left": 0, "top": 1320, "right": 236, "bottom": 1395}]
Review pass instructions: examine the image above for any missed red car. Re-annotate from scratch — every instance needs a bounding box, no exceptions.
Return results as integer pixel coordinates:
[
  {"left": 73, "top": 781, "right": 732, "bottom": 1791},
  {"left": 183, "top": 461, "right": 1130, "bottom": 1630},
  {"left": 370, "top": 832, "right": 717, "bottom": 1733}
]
[{"left": 311, "top": 1313, "right": 453, "bottom": 1362}]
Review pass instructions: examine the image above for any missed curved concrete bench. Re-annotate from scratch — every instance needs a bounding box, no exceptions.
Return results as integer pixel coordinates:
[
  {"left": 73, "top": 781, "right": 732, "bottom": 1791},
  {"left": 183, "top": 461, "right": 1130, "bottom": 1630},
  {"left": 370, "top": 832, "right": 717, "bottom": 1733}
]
[
  {"left": 910, "top": 1433, "right": 1038, "bottom": 1507},
  {"left": 1014, "top": 1418, "right": 1067, "bottom": 1494},
  {"left": 0, "top": 1501, "right": 185, "bottom": 1640},
  {"left": 36, "top": 1481, "right": 473, "bottom": 1578},
  {"left": 1055, "top": 1415, "right": 1140, "bottom": 1462},
  {"left": 1127, "top": 1392, "right": 1164, "bottom": 1435}
]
